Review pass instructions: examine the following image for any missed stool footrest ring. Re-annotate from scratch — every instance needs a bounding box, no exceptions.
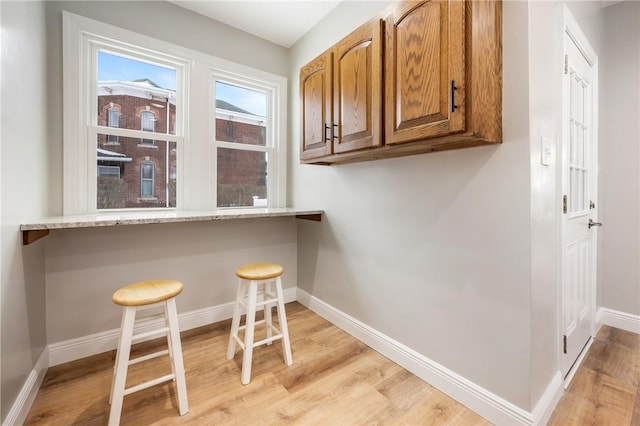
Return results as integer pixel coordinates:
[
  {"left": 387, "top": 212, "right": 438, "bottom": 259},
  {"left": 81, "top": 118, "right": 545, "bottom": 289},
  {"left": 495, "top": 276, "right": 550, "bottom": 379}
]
[
  {"left": 123, "top": 373, "right": 175, "bottom": 396},
  {"left": 129, "top": 349, "right": 169, "bottom": 366},
  {"left": 132, "top": 326, "right": 169, "bottom": 342}
]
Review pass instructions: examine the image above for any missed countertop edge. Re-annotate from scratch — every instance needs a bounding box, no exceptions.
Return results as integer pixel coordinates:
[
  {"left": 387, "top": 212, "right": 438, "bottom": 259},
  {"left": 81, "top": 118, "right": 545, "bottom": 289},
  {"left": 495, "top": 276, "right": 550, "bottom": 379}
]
[{"left": 20, "top": 209, "right": 324, "bottom": 231}]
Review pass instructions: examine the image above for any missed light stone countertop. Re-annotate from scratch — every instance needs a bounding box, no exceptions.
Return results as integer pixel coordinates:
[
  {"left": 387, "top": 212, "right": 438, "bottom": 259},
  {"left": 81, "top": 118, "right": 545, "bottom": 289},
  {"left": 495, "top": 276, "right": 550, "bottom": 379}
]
[{"left": 20, "top": 208, "right": 323, "bottom": 244}]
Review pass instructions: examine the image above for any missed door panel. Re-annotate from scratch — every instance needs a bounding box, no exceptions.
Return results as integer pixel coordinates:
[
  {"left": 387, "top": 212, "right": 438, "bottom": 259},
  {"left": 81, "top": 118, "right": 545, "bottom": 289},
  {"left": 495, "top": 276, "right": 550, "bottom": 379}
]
[
  {"left": 385, "top": 0, "right": 465, "bottom": 145},
  {"left": 561, "top": 30, "right": 596, "bottom": 379},
  {"left": 300, "top": 52, "right": 333, "bottom": 160},
  {"left": 333, "top": 19, "right": 382, "bottom": 154}
]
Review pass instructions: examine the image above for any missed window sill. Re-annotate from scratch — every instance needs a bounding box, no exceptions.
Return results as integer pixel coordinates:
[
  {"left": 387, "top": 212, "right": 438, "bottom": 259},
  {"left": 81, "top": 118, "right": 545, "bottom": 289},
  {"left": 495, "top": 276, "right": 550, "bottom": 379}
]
[
  {"left": 137, "top": 144, "right": 158, "bottom": 149},
  {"left": 20, "top": 208, "right": 324, "bottom": 245}
]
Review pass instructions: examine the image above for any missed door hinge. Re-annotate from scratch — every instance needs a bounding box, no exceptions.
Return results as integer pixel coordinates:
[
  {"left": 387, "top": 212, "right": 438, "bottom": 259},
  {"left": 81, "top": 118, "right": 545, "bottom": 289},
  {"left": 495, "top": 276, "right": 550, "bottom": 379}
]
[
  {"left": 564, "top": 54, "right": 569, "bottom": 75},
  {"left": 563, "top": 335, "right": 567, "bottom": 354},
  {"left": 563, "top": 195, "right": 568, "bottom": 214}
]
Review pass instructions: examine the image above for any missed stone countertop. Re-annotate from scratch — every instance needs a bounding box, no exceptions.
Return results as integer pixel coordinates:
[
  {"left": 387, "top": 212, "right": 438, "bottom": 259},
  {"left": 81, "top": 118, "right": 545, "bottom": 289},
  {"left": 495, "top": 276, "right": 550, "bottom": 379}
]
[{"left": 20, "top": 208, "right": 323, "bottom": 244}]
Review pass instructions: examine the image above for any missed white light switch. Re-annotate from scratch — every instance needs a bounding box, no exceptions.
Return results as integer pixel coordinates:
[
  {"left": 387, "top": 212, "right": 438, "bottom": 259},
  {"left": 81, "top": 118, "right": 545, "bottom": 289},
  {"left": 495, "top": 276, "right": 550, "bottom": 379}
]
[{"left": 541, "top": 136, "right": 552, "bottom": 166}]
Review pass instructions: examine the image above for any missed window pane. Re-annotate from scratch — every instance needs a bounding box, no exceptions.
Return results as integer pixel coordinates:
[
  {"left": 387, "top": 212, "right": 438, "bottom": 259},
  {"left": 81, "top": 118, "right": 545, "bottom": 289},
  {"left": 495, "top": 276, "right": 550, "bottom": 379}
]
[
  {"left": 217, "top": 147, "right": 267, "bottom": 207},
  {"left": 96, "top": 134, "right": 176, "bottom": 209},
  {"left": 97, "top": 51, "right": 177, "bottom": 136},
  {"left": 215, "top": 81, "right": 267, "bottom": 146}
]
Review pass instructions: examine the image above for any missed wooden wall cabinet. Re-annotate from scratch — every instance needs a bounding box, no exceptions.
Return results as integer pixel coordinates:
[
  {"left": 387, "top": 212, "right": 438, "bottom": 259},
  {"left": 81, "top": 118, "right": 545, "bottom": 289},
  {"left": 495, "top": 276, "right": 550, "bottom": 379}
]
[
  {"left": 300, "top": 0, "right": 502, "bottom": 165},
  {"left": 300, "top": 19, "right": 383, "bottom": 161}
]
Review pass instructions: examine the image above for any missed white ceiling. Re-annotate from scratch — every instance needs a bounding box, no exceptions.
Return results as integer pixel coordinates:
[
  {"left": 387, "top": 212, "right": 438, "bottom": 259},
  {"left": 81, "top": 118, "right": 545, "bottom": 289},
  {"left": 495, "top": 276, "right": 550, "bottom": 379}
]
[{"left": 169, "top": 1, "right": 342, "bottom": 48}]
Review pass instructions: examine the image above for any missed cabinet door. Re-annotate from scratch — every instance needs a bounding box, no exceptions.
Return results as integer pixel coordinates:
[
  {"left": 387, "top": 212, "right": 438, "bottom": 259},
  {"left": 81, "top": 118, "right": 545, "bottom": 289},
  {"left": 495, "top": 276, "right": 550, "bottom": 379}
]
[
  {"left": 385, "top": 0, "right": 465, "bottom": 145},
  {"left": 300, "top": 52, "right": 333, "bottom": 160},
  {"left": 333, "top": 19, "right": 383, "bottom": 154}
]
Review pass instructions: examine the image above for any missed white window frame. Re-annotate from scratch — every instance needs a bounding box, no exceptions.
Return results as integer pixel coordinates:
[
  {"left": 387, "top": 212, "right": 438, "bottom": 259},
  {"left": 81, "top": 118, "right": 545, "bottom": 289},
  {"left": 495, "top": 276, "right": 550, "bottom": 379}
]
[
  {"left": 212, "top": 72, "right": 285, "bottom": 208},
  {"left": 63, "top": 12, "right": 287, "bottom": 215}
]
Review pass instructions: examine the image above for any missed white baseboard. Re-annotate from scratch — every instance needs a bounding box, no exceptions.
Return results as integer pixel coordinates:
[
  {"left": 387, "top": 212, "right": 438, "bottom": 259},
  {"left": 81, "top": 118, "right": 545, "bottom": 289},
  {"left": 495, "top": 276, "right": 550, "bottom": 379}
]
[
  {"left": 3, "top": 348, "right": 49, "bottom": 426},
  {"left": 49, "top": 287, "right": 297, "bottom": 366},
  {"left": 531, "top": 372, "right": 563, "bottom": 426},
  {"left": 296, "top": 288, "right": 560, "bottom": 426},
  {"left": 599, "top": 307, "right": 640, "bottom": 334}
]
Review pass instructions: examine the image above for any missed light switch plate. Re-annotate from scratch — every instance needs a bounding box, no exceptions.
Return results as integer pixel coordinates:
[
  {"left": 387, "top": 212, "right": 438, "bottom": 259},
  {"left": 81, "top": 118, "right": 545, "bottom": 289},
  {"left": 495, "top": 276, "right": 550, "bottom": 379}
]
[{"left": 541, "top": 136, "right": 552, "bottom": 166}]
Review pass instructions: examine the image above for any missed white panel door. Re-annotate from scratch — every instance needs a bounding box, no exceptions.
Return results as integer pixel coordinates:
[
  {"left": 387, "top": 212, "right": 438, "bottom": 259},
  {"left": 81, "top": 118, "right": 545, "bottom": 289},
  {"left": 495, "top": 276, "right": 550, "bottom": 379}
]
[{"left": 561, "top": 27, "right": 598, "bottom": 379}]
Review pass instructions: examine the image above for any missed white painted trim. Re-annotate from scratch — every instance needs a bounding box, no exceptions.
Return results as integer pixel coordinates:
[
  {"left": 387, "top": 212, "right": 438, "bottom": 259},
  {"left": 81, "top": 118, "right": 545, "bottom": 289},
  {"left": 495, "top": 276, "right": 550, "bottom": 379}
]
[
  {"left": 62, "top": 11, "right": 288, "bottom": 214},
  {"left": 2, "top": 349, "right": 49, "bottom": 426},
  {"left": 531, "top": 372, "right": 564, "bottom": 426},
  {"left": 599, "top": 307, "right": 640, "bottom": 334},
  {"left": 296, "top": 289, "right": 552, "bottom": 426},
  {"left": 48, "top": 287, "right": 296, "bottom": 366}
]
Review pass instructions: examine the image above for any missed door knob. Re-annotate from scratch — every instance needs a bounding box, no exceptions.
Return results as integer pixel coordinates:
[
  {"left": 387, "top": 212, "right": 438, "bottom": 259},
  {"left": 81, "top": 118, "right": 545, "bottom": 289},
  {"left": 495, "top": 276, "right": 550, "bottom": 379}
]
[{"left": 588, "top": 219, "right": 602, "bottom": 229}]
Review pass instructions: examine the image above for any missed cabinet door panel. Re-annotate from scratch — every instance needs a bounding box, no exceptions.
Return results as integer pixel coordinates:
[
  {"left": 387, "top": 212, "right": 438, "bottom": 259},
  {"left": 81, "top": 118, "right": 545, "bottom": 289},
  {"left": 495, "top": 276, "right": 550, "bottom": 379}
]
[
  {"left": 300, "top": 52, "right": 333, "bottom": 160},
  {"left": 334, "top": 20, "right": 383, "bottom": 154},
  {"left": 385, "top": 0, "right": 465, "bottom": 145}
]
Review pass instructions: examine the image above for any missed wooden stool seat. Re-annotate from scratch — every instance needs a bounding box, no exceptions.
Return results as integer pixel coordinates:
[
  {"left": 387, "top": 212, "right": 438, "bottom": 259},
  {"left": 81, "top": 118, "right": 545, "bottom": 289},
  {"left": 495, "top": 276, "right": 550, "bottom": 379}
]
[
  {"left": 109, "top": 279, "right": 188, "bottom": 425},
  {"left": 227, "top": 262, "right": 293, "bottom": 385},
  {"left": 235, "top": 263, "right": 284, "bottom": 280},
  {"left": 112, "top": 279, "right": 183, "bottom": 306}
]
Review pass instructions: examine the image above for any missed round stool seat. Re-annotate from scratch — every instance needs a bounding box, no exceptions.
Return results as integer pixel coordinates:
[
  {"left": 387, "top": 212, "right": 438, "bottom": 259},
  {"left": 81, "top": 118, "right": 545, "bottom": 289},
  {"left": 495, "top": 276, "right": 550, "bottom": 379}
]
[
  {"left": 112, "top": 279, "right": 184, "bottom": 307},
  {"left": 235, "top": 263, "right": 284, "bottom": 280}
]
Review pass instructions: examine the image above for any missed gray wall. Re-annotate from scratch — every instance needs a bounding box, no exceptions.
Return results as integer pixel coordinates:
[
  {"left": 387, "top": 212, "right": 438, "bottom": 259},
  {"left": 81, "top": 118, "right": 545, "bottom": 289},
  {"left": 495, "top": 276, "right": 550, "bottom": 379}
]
[
  {"left": 2, "top": 0, "right": 636, "bottom": 421},
  {"left": 1, "top": 1, "right": 294, "bottom": 420},
  {"left": 527, "top": 0, "right": 607, "bottom": 407},
  {"left": 291, "top": 1, "right": 534, "bottom": 410},
  {"left": 1, "top": 1, "right": 49, "bottom": 421},
  {"left": 40, "top": 1, "right": 298, "bottom": 341},
  {"left": 600, "top": 0, "right": 640, "bottom": 316},
  {"left": 45, "top": 0, "right": 290, "bottom": 216}
]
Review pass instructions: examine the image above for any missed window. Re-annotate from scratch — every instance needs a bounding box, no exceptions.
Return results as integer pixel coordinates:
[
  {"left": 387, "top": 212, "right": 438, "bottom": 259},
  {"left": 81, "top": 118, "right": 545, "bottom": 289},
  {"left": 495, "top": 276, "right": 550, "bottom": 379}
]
[
  {"left": 140, "top": 161, "right": 155, "bottom": 198},
  {"left": 98, "top": 165, "right": 120, "bottom": 178},
  {"left": 107, "top": 107, "right": 119, "bottom": 143},
  {"left": 63, "top": 12, "right": 286, "bottom": 215},
  {"left": 214, "top": 80, "right": 271, "bottom": 208},
  {"left": 140, "top": 109, "right": 155, "bottom": 145}
]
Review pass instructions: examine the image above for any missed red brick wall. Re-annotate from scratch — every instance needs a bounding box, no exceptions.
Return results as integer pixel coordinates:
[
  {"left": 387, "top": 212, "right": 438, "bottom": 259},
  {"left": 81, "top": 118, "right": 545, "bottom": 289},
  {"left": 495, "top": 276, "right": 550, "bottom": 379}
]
[
  {"left": 97, "top": 94, "right": 266, "bottom": 209},
  {"left": 97, "top": 95, "right": 176, "bottom": 208}
]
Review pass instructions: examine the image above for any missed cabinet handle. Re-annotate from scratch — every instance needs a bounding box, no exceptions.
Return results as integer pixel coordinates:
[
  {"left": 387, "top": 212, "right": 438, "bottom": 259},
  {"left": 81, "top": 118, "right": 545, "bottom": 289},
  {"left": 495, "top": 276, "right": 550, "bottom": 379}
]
[
  {"left": 450, "top": 80, "right": 458, "bottom": 112},
  {"left": 332, "top": 124, "right": 338, "bottom": 141},
  {"left": 324, "top": 124, "right": 331, "bottom": 142}
]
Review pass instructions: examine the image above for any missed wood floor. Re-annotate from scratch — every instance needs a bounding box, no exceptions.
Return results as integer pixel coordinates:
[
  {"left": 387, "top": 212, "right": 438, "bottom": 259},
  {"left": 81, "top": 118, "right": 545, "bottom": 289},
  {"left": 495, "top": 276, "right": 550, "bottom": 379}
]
[
  {"left": 549, "top": 325, "right": 640, "bottom": 426},
  {"left": 25, "top": 302, "right": 639, "bottom": 425}
]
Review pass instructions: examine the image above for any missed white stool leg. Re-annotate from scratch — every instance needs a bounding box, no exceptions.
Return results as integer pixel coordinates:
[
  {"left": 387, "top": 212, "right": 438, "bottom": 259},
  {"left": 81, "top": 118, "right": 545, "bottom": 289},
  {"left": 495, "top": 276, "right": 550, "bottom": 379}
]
[
  {"left": 274, "top": 277, "right": 293, "bottom": 366},
  {"left": 264, "top": 280, "right": 273, "bottom": 345},
  {"left": 109, "top": 306, "right": 136, "bottom": 426},
  {"left": 164, "top": 304, "right": 176, "bottom": 381},
  {"left": 166, "top": 298, "right": 189, "bottom": 415},
  {"left": 227, "top": 279, "right": 246, "bottom": 360},
  {"left": 241, "top": 280, "right": 258, "bottom": 385}
]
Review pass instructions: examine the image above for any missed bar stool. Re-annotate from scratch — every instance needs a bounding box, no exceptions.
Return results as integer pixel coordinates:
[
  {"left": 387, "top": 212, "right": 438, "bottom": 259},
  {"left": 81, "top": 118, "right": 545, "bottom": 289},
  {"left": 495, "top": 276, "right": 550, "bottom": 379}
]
[
  {"left": 227, "top": 263, "right": 293, "bottom": 385},
  {"left": 109, "top": 279, "right": 188, "bottom": 425}
]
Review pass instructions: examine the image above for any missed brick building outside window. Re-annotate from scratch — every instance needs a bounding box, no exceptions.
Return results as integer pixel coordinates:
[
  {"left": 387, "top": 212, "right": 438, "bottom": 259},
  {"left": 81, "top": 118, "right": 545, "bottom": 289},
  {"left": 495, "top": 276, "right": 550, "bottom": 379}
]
[{"left": 97, "top": 79, "right": 267, "bottom": 209}]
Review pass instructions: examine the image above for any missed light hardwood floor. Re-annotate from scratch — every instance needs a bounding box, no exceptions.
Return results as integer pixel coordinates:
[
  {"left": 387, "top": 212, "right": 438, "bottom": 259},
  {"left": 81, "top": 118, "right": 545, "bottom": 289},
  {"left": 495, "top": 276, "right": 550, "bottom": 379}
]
[
  {"left": 549, "top": 325, "right": 640, "bottom": 426},
  {"left": 25, "top": 303, "right": 639, "bottom": 425}
]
